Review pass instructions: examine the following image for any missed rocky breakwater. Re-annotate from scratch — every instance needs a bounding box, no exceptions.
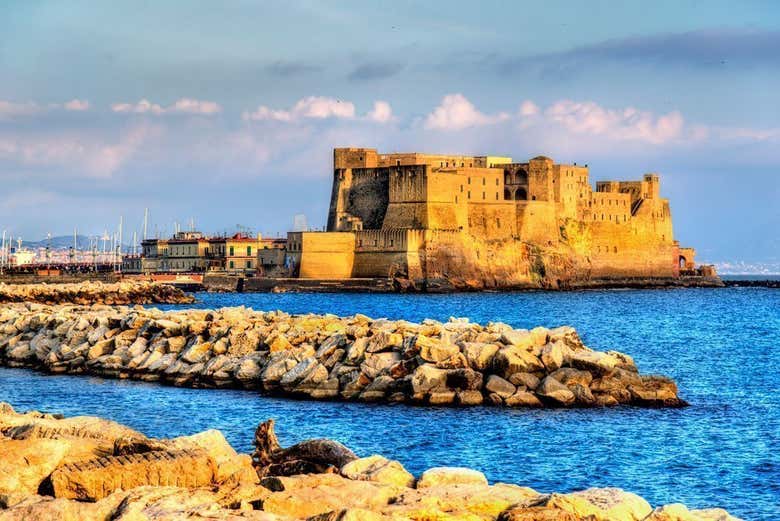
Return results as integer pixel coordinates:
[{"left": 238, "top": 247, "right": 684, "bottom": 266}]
[
  {"left": 0, "top": 281, "right": 195, "bottom": 305},
  {"left": 0, "top": 281, "right": 194, "bottom": 305},
  {"left": 0, "top": 403, "right": 738, "bottom": 520},
  {"left": 0, "top": 303, "right": 683, "bottom": 408}
]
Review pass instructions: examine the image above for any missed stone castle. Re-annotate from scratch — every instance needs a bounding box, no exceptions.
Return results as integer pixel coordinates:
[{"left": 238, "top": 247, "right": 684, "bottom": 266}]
[{"left": 286, "top": 147, "right": 710, "bottom": 289}]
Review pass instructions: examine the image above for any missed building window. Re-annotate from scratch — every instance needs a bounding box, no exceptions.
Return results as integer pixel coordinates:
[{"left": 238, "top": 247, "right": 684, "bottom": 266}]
[
  {"left": 246, "top": 246, "right": 252, "bottom": 256},
  {"left": 495, "top": 192, "right": 498, "bottom": 200},
  {"left": 495, "top": 178, "right": 499, "bottom": 186},
  {"left": 468, "top": 177, "right": 471, "bottom": 184},
  {"left": 468, "top": 191, "right": 471, "bottom": 199},
  {"left": 496, "top": 218, "right": 501, "bottom": 227},
  {"left": 482, "top": 192, "right": 485, "bottom": 200},
  {"left": 246, "top": 260, "right": 252, "bottom": 268},
  {"left": 229, "top": 246, "right": 234, "bottom": 256},
  {"left": 460, "top": 185, "right": 463, "bottom": 193},
  {"left": 482, "top": 178, "right": 486, "bottom": 185},
  {"left": 229, "top": 260, "right": 234, "bottom": 269}
]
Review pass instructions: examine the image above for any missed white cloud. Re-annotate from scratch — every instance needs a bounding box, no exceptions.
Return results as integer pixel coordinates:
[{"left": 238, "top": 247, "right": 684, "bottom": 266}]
[
  {"left": 0, "top": 101, "right": 43, "bottom": 119},
  {"left": 63, "top": 99, "right": 90, "bottom": 111},
  {"left": 111, "top": 98, "right": 221, "bottom": 115},
  {"left": 0, "top": 124, "right": 158, "bottom": 178},
  {"left": 519, "top": 100, "right": 539, "bottom": 117},
  {"left": 424, "top": 94, "right": 509, "bottom": 130},
  {"left": 366, "top": 100, "right": 393, "bottom": 123},
  {"left": 543, "top": 100, "right": 684, "bottom": 145},
  {"left": 242, "top": 96, "right": 356, "bottom": 122}
]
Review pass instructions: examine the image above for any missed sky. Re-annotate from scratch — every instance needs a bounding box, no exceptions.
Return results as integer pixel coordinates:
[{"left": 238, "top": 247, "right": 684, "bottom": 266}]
[{"left": 0, "top": 0, "right": 779, "bottom": 267}]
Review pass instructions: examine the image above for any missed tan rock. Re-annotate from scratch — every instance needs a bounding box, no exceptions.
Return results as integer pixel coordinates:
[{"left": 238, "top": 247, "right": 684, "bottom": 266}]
[
  {"left": 544, "top": 487, "right": 652, "bottom": 520},
  {"left": 167, "top": 429, "right": 239, "bottom": 482},
  {"left": 341, "top": 455, "right": 415, "bottom": 488},
  {"left": 261, "top": 473, "right": 401, "bottom": 519},
  {"left": 50, "top": 448, "right": 216, "bottom": 501},
  {"left": 416, "top": 467, "right": 488, "bottom": 488},
  {"left": 0, "top": 438, "right": 71, "bottom": 495},
  {"left": 535, "top": 376, "right": 576, "bottom": 406}
]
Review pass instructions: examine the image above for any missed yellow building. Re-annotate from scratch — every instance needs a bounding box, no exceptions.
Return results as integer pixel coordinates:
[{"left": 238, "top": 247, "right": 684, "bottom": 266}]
[{"left": 224, "top": 233, "right": 261, "bottom": 274}]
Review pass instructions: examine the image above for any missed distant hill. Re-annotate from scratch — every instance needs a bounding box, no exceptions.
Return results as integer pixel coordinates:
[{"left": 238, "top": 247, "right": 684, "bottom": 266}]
[{"left": 19, "top": 235, "right": 131, "bottom": 251}]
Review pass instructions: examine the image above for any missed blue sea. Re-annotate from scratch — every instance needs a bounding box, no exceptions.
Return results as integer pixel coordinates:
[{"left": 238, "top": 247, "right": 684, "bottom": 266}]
[{"left": 2, "top": 287, "right": 778, "bottom": 519}]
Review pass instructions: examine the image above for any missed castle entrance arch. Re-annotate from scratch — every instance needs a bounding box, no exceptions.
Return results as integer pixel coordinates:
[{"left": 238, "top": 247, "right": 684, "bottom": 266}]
[{"left": 514, "top": 187, "right": 527, "bottom": 200}]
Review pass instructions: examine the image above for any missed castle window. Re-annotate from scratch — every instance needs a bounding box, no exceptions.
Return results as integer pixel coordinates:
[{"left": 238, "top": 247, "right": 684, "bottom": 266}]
[
  {"left": 482, "top": 192, "right": 485, "bottom": 200},
  {"left": 495, "top": 192, "right": 499, "bottom": 200},
  {"left": 461, "top": 162, "right": 464, "bottom": 167},
  {"left": 396, "top": 160, "right": 400, "bottom": 166},
  {"left": 440, "top": 162, "right": 444, "bottom": 167},
  {"left": 601, "top": 214, "right": 604, "bottom": 220},
  {"left": 482, "top": 178, "right": 486, "bottom": 185},
  {"left": 460, "top": 185, "right": 463, "bottom": 192},
  {"left": 455, "top": 196, "right": 458, "bottom": 203},
  {"left": 495, "top": 178, "right": 499, "bottom": 186},
  {"left": 468, "top": 177, "right": 471, "bottom": 184},
  {"left": 613, "top": 246, "right": 617, "bottom": 254},
  {"left": 496, "top": 218, "right": 501, "bottom": 227},
  {"left": 468, "top": 191, "right": 471, "bottom": 199}
]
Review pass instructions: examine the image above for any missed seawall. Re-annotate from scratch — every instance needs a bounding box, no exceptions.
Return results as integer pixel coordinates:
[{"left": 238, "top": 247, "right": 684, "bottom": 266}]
[
  {"left": 0, "top": 403, "right": 739, "bottom": 520},
  {"left": 0, "top": 303, "right": 684, "bottom": 409}
]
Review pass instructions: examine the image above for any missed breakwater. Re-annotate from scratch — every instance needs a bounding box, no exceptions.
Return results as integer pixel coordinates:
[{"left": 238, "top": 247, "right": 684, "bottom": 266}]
[
  {"left": 0, "top": 403, "right": 737, "bottom": 520},
  {"left": 0, "top": 281, "right": 194, "bottom": 305},
  {"left": 0, "top": 303, "right": 683, "bottom": 408}
]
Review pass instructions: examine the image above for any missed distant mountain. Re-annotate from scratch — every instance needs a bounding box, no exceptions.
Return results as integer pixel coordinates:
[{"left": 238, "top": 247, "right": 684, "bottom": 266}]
[{"left": 18, "top": 235, "right": 131, "bottom": 251}]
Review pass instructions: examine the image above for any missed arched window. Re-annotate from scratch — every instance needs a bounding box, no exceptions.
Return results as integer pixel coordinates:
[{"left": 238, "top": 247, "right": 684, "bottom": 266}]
[
  {"left": 515, "top": 187, "right": 528, "bottom": 200},
  {"left": 515, "top": 168, "right": 528, "bottom": 185},
  {"left": 504, "top": 188, "right": 512, "bottom": 200}
]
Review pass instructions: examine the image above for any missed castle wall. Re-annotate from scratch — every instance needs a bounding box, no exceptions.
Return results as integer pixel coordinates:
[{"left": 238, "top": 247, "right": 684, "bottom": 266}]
[
  {"left": 352, "top": 229, "right": 420, "bottom": 278},
  {"left": 288, "top": 232, "right": 355, "bottom": 279},
  {"left": 516, "top": 201, "right": 558, "bottom": 245}
]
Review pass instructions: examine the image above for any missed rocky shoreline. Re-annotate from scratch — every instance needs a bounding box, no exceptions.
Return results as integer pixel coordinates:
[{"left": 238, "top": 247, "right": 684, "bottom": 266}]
[
  {"left": 0, "top": 281, "right": 194, "bottom": 305},
  {"left": 0, "top": 403, "right": 738, "bottom": 520},
  {"left": 0, "top": 303, "right": 683, "bottom": 408}
]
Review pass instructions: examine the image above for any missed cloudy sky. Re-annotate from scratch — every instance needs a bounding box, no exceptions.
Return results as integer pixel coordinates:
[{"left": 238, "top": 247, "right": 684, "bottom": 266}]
[{"left": 1, "top": 1, "right": 778, "bottom": 265}]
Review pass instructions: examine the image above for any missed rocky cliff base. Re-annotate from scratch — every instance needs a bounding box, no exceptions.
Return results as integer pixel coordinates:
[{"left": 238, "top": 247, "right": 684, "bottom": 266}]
[
  {"left": 0, "top": 303, "right": 683, "bottom": 409},
  {"left": 0, "top": 403, "right": 738, "bottom": 521},
  {"left": 0, "top": 281, "right": 194, "bottom": 305}
]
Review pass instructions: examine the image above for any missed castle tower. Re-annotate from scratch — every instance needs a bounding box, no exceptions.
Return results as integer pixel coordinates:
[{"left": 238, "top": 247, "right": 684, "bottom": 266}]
[
  {"left": 527, "top": 156, "right": 554, "bottom": 201},
  {"left": 643, "top": 173, "right": 660, "bottom": 199}
]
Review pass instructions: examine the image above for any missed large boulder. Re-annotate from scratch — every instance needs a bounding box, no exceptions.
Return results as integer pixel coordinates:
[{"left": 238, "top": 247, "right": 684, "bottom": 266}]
[
  {"left": 261, "top": 473, "right": 401, "bottom": 519},
  {"left": 416, "top": 467, "right": 488, "bottom": 488},
  {"left": 0, "top": 438, "right": 71, "bottom": 495},
  {"left": 340, "top": 455, "right": 415, "bottom": 488},
  {"left": 411, "top": 364, "right": 448, "bottom": 395},
  {"left": 485, "top": 375, "right": 516, "bottom": 399},
  {"left": 535, "top": 376, "right": 576, "bottom": 406},
  {"left": 544, "top": 487, "right": 652, "bottom": 520}
]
